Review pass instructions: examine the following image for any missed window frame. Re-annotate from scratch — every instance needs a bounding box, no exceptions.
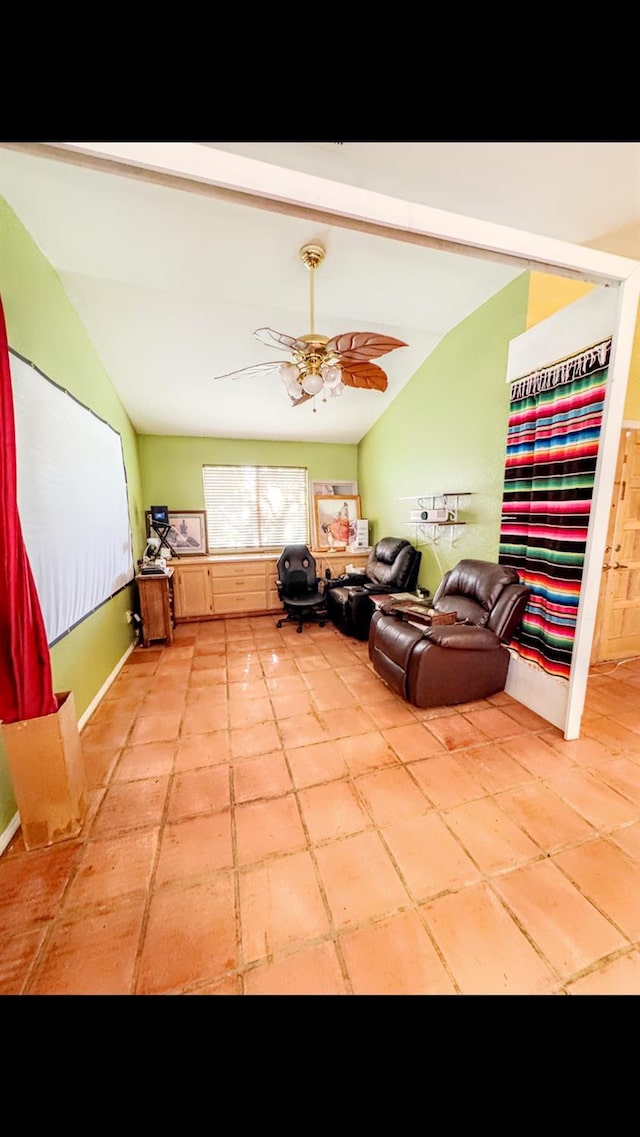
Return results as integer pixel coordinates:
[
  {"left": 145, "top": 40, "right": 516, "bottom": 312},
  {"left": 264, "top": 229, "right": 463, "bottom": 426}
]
[{"left": 202, "top": 463, "right": 310, "bottom": 554}]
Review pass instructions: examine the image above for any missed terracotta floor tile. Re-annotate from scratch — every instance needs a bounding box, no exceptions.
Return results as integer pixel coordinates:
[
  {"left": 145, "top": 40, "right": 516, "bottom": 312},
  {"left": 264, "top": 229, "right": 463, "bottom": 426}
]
[
  {"left": 591, "top": 756, "right": 640, "bottom": 806},
  {"left": 442, "top": 797, "right": 542, "bottom": 873},
  {"left": 409, "top": 753, "right": 484, "bottom": 808},
  {"left": 497, "top": 781, "right": 597, "bottom": 852},
  {"left": 136, "top": 876, "right": 236, "bottom": 994},
  {"left": 424, "top": 713, "right": 493, "bottom": 752},
  {"left": 553, "top": 837, "right": 640, "bottom": 940},
  {"left": 421, "top": 883, "right": 558, "bottom": 994},
  {"left": 340, "top": 909, "right": 457, "bottom": 995},
  {"left": 265, "top": 673, "right": 308, "bottom": 696},
  {"left": 233, "top": 751, "right": 294, "bottom": 803},
  {"left": 89, "top": 776, "right": 169, "bottom": 838},
  {"left": 500, "top": 733, "right": 577, "bottom": 777},
  {"left": 363, "top": 698, "right": 420, "bottom": 729},
  {"left": 354, "top": 766, "right": 431, "bottom": 826},
  {"left": 0, "top": 928, "right": 47, "bottom": 995},
  {"left": 142, "top": 688, "right": 187, "bottom": 715},
  {"left": 453, "top": 743, "right": 533, "bottom": 794},
  {"left": 243, "top": 942, "right": 348, "bottom": 995},
  {"left": 461, "top": 706, "right": 524, "bottom": 740},
  {"left": 382, "top": 811, "right": 482, "bottom": 899},
  {"left": 276, "top": 713, "right": 331, "bottom": 750},
  {"left": 314, "top": 831, "right": 410, "bottom": 929},
  {"left": 336, "top": 730, "right": 402, "bottom": 775},
  {"left": 183, "top": 702, "right": 229, "bottom": 735},
  {"left": 494, "top": 858, "right": 628, "bottom": 978},
  {"left": 228, "top": 678, "right": 269, "bottom": 700},
  {"left": 112, "top": 740, "right": 177, "bottom": 781},
  {"left": 239, "top": 851, "right": 330, "bottom": 963},
  {"left": 581, "top": 718, "right": 640, "bottom": 753},
  {"left": 544, "top": 768, "right": 640, "bottom": 829},
  {"left": 565, "top": 950, "right": 640, "bottom": 995},
  {"left": 230, "top": 720, "right": 283, "bottom": 759},
  {"left": 0, "top": 843, "right": 82, "bottom": 932},
  {"left": 235, "top": 794, "right": 306, "bottom": 865},
  {"left": 128, "top": 710, "right": 182, "bottom": 745},
  {"left": 63, "top": 829, "right": 159, "bottom": 911},
  {"left": 609, "top": 820, "right": 640, "bottom": 862},
  {"left": 155, "top": 812, "right": 233, "bottom": 884},
  {"left": 298, "top": 780, "right": 372, "bottom": 843},
  {"left": 381, "top": 722, "right": 448, "bottom": 763},
  {"left": 228, "top": 696, "right": 275, "bottom": 727},
  {"left": 167, "top": 765, "right": 231, "bottom": 821},
  {"left": 285, "top": 741, "right": 349, "bottom": 788},
  {"left": 81, "top": 716, "right": 133, "bottom": 751},
  {"left": 29, "top": 899, "right": 147, "bottom": 995},
  {"left": 174, "top": 730, "right": 231, "bottom": 770},
  {"left": 270, "top": 692, "right": 315, "bottom": 719},
  {"left": 319, "top": 705, "right": 376, "bottom": 740}
]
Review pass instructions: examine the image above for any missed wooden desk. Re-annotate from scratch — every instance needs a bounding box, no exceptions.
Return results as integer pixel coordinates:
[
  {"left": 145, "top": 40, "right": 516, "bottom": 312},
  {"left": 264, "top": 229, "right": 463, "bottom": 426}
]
[{"left": 136, "top": 569, "right": 174, "bottom": 647}]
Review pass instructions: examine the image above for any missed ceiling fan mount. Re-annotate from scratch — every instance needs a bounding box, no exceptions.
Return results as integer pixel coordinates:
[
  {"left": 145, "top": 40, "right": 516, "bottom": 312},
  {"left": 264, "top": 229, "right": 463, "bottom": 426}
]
[{"left": 212, "top": 242, "right": 408, "bottom": 408}]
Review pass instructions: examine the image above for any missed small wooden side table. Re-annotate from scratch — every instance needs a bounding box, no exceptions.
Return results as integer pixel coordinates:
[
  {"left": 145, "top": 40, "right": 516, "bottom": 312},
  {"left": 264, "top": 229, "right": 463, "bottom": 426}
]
[{"left": 136, "top": 569, "right": 174, "bottom": 647}]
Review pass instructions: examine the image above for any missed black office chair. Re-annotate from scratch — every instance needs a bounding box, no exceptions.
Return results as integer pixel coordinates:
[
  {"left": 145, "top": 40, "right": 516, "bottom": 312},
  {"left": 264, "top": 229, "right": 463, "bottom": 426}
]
[{"left": 275, "top": 545, "right": 327, "bottom": 633}]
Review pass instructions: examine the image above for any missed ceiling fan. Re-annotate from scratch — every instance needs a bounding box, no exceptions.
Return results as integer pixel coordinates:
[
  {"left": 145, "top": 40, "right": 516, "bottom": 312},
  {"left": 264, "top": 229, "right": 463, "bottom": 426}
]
[{"left": 212, "top": 243, "right": 408, "bottom": 407}]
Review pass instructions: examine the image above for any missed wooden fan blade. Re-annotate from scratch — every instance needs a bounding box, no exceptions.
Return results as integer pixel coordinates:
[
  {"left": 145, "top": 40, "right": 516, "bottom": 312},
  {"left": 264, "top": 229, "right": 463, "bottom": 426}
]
[
  {"left": 341, "top": 360, "right": 389, "bottom": 393},
  {"left": 212, "top": 361, "right": 283, "bottom": 381},
  {"left": 325, "top": 331, "right": 407, "bottom": 362},
  {"left": 291, "top": 389, "right": 314, "bottom": 407},
  {"left": 254, "top": 327, "right": 310, "bottom": 353}
]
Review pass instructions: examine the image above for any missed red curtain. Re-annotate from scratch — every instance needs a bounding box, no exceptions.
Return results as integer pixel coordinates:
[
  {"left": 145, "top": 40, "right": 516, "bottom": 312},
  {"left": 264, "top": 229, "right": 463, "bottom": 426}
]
[{"left": 0, "top": 296, "right": 58, "bottom": 724}]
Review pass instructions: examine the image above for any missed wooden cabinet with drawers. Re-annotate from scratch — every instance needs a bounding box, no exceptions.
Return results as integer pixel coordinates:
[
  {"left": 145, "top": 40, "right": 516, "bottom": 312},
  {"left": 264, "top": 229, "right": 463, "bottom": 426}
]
[
  {"left": 170, "top": 550, "right": 370, "bottom": 623},
  {"left": 137, "top": 569, "right": 174, "bottom": 646}
]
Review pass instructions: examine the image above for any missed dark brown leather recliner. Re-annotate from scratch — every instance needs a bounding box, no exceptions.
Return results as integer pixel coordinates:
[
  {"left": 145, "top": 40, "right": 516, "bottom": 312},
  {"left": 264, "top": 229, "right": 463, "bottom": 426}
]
[
  {"left": 368, "top": 559, "right": 530, "bottom": 707},
  {"left": 325, "top": 537, "right": 422, "bottom": 641}
]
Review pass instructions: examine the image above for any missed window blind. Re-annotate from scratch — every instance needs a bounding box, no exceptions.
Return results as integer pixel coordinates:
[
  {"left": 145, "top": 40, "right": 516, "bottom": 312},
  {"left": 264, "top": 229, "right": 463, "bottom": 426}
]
[{"left": 203, "top": 465, "right": 309, "bottom": 551}]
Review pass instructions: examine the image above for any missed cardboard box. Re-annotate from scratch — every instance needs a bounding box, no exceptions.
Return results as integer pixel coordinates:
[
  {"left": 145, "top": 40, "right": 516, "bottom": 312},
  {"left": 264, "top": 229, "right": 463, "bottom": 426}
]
[{"left": 2, "top": 691, "right": 88, "bottom": 851}]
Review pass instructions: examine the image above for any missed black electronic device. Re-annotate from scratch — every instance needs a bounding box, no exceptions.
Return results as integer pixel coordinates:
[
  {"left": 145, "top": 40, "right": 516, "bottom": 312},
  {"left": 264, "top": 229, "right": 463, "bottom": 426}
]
[{"left": 150, "top": 505, "right": 170, "bottom": 525}]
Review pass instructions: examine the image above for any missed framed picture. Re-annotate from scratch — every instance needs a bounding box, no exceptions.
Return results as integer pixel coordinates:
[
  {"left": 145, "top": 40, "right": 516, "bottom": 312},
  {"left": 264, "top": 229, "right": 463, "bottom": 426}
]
[
  {"left": 314, "top": 495, "right": 361, "bottom": 550},
  {"left": 145, "top": 510, "right": 208, "bottom": 556},
  {"left": 310, "top": 480, "right": 358, "bottom": 497}
]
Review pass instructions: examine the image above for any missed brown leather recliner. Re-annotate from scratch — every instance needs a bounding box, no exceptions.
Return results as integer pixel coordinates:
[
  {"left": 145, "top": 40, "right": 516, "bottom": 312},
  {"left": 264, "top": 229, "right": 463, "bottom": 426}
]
[
  {"left": 368, "top": 559, "right": 530, "bottom": 707},
  {"left": 325, "top": 537, "right": 422, "bottom": 641}
]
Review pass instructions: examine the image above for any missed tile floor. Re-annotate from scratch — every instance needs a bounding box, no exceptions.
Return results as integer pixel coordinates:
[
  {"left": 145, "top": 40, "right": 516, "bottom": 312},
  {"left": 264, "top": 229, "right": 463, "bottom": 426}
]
[{"left": 2, "top": 614, "right": 640, "bottom": 996}]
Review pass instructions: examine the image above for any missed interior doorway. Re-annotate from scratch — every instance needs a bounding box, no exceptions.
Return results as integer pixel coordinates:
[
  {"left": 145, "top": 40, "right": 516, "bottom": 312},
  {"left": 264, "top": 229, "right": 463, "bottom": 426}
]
[{"left": 591, "top": 427, "right": 640, "bottom": 663}]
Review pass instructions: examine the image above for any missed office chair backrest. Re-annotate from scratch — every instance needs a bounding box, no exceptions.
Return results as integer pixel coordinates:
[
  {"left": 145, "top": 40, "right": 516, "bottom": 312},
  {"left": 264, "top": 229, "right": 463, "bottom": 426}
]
[{"left": 277, "top": 545, "right": 318, "bottom": 597}]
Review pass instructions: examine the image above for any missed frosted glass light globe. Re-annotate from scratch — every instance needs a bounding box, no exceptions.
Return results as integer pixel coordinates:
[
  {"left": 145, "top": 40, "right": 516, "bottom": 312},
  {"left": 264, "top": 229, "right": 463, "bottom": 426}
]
[{"left": 302, "top": 373, "right": 323, "bottom": 395}]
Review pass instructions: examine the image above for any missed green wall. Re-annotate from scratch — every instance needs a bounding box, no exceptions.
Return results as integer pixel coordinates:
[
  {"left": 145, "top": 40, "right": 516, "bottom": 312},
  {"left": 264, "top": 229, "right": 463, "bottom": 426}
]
[
  {"left": 138, "top": 435, "right": 357, "bottom": 532},
  {"left": 358, "top": 274, "right": 530, "bottom": 595},
  {"left": 0, "top": 199, "right": 145, "bottom": 837}
]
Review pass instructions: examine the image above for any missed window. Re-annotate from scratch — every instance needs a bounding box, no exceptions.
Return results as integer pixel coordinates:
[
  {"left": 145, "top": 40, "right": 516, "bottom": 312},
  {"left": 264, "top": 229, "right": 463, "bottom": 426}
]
[{"left": 203, "top": 465, "right": 309, "bottom": 552}]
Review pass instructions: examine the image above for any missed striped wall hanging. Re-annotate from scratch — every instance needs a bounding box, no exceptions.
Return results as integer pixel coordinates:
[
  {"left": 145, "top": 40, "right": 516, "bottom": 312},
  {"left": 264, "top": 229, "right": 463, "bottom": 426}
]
[{"left": 499, "top": 338, "right": 612, "bottom": 679}]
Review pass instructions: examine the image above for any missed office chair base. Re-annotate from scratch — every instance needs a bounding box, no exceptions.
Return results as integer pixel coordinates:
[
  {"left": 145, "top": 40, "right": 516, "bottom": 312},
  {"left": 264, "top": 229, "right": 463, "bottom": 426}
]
[{"left": 276, "top": 610, "right": 326, "bottom": 633}]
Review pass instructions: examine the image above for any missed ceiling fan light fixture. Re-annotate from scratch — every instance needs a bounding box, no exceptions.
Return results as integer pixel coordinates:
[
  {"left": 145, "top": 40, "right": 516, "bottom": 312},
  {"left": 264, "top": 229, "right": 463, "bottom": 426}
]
[
  {"left": 279, "top": 361, "right": 301, "bottom": 397},
  {"left": 322, "top": 363, "right": 343, "bottom": 388},
  {"left": 301, "top": 372, "right": 324, "bottom": 396}
]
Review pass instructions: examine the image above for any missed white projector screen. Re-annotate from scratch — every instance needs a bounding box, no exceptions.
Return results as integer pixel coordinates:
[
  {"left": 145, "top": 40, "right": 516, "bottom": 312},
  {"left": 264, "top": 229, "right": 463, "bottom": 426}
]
[{"left": 10, "top": 350, "right": 135, "bottom": 645}]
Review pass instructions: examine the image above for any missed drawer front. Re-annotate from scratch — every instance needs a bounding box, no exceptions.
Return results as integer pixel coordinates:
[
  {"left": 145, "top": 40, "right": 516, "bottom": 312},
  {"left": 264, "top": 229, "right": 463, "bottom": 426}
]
[
  {"left": 214, "top": 574, "right": 264, "bottom": 595},
  {"left": 214, "top": 590, "right": 267, "bottom": 614},
  {"left": 209, "top": 561, "right": 266, "bottom": 584}
]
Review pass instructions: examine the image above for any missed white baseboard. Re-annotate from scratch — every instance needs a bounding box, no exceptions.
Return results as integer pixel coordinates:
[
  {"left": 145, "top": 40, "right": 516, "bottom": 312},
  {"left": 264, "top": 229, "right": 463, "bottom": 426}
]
[
  {"left": 78, "top": 641, "right": 136, "bottom": 731},
  {"left": 0, "top": 811, "right": 21, "bottom": 857}
]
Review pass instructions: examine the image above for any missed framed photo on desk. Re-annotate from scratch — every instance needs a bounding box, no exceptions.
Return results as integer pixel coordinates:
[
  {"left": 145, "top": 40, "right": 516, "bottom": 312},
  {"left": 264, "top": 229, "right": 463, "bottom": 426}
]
[
  {"left": 145, "top": 510, "right": 208, "bottom": 555},
  {"left": 314, "top": 495, "right": 361, "bottom": 550}
]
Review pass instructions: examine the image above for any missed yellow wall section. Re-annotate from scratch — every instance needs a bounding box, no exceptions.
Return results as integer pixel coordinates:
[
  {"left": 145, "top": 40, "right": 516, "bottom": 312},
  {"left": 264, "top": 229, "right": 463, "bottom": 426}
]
[{"left": 527, "top": 271, "right": 640, "bottom": 421}]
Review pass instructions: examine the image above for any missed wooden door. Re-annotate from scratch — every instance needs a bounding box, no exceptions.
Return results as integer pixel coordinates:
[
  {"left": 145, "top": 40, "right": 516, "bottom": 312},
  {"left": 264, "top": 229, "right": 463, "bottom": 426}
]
[{"left": 591, "top": 428, "right": 640, "bottom": 663}]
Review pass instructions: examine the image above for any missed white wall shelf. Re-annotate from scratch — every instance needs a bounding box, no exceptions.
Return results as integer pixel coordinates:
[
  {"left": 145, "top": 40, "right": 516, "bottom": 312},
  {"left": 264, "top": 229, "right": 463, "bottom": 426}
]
[{"left": 400, "top": 493, "right": 471, "bottom": 546}]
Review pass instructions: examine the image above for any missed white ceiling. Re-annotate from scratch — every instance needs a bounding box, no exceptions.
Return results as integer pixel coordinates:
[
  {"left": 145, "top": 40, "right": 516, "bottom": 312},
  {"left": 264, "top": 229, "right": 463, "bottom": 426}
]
[{"left": 2, "top": 141, "right": 639, "bottom": 445}]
